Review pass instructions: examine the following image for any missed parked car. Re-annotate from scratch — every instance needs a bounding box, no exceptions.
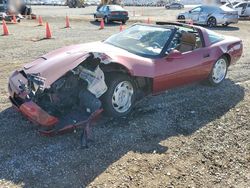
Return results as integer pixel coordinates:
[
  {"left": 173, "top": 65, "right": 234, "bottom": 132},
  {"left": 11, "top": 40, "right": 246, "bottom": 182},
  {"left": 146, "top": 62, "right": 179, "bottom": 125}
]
[
  {"left": 8, "top": 22, "right": 243, "bottom": 135},
  {"left": 233, "top": 2, "right": 250, "bottom": 17},
  {"left": 94, "top": 5, "right": 129, "bottom": 24},
  {"left": 0, "top": 0, "right": 27, "bottom": 22},
  {"left": 224, "top": 1, "right": 241, "bottom": 8},
  {"left": 177, "top": 5, "right": 238, "bottom": 27},
  {"left": 165, "top": 2, "right": 184, "bottom": 9},
  {"left": 67, "top": 0, "right": 85, "bottom": 8}
]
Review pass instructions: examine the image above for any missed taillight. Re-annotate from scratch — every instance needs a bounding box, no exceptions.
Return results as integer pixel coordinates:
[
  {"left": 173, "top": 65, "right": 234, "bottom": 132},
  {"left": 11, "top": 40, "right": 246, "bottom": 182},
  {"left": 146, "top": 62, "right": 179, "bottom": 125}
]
[
  {"left": 111, "top": 12, "right": 119, "bottom": 15},
  {"left": 228, "top": 41, "right": 242, "bottom": 52}
]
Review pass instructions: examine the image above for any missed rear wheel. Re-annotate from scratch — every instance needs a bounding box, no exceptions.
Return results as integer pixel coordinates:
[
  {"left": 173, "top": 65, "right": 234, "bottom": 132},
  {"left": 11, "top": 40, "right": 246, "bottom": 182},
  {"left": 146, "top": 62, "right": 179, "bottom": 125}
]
[
  {"left": 207, "top": 57, "right": 228, "bottom": 86},
  {"left": 207, "top": 17, "right": 217, "bottom": 28},
  {"left": 94, "top": 15, "right": 98, "bottom": 22},
  {"left": 104, "top": 16, "right": 109, "bottom": 24},
  {"left": 101, "top": 73, "right": 136, "bottom": 117},
  {"left": 178, "top": 15, "right": 185, "bottom": 22},
  {"left": 122, "top": 20, "right": 126, "bottom": 24}
]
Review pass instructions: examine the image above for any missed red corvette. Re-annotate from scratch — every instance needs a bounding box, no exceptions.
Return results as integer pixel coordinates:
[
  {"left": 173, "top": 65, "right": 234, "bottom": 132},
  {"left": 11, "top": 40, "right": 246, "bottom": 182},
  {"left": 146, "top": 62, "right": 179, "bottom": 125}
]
[{"left": 8, "top": 22, "right": 243, "bottom": 136}]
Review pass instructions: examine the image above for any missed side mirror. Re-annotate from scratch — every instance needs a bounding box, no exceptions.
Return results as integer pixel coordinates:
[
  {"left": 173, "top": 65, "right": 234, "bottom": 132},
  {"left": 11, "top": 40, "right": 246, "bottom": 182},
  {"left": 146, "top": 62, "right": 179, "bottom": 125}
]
[{"left": 166, "top": 50, "right": 182, "bottom": 60}]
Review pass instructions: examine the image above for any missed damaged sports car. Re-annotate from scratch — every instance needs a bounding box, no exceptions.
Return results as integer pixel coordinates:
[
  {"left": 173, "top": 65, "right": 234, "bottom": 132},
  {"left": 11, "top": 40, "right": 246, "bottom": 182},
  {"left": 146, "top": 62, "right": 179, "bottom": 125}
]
[{"left": 8, "top": 22, "right": 243, "bottom": 138}]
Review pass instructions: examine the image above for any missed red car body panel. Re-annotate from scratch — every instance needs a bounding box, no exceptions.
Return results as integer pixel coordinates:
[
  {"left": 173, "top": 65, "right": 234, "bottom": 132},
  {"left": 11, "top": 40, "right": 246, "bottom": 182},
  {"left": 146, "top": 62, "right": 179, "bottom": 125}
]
[
  {"left": 8, "top": 23, "right": 243, "bottom": 131},
  {"left": 19, "top": 101, "right": 58, "bottom": 127}
]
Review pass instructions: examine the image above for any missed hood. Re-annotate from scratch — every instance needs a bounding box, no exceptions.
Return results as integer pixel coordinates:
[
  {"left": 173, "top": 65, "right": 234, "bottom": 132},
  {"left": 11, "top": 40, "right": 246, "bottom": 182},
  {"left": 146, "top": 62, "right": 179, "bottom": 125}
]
[{"left": 23, "top": 42, "right": 153, "bottom": 88}]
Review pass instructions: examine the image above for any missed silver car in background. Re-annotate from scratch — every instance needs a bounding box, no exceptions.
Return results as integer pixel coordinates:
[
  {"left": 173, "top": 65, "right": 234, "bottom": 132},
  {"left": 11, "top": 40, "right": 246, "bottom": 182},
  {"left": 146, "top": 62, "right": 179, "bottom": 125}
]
[
  {"left": 165, "top": 2, "right": 184, "bottom": 9},
  {"left": 177, "top": 5, "right": 238, "bottom": 27}
]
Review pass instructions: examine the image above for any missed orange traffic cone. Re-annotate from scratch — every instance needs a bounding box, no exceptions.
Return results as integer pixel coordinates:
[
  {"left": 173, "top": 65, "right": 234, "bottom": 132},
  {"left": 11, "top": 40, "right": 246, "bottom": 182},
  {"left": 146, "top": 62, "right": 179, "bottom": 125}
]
[
  {"left": 65, "top": 16, "right": 70, "bottom": 28},
  {"left": 120, "top": 24, "right": 123, "bottom": 32},
  {"left": 45, "top": 22, "right": 52, "bottom": 39},
  {"left": 38, "top": 16, "right": 43, "bottom": 26},
  {"left": 12, "top": 15, "right": 17, "bottom": 24},
  {"left": 100, "top": 18, "right": 104, "bottom": 30},
  {"left": 2, "top": 20, "right": 9, "bottom": 36}
]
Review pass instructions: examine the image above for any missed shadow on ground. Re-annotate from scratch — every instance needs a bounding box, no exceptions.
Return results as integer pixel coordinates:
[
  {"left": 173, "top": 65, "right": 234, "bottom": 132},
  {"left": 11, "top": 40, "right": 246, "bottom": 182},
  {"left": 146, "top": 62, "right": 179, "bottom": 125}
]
[
  {"left": 89, "top": 20, "right": 126, "bottom": 27},
  {"left": 0, "top": 80, "right": 245, "bottom": 187}
]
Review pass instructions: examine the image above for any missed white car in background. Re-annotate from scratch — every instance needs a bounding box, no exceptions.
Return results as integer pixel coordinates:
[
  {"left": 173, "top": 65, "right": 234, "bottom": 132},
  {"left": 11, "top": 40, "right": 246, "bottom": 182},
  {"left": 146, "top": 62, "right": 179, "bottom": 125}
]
[
  {"left": 177, "top": 5, "right": 238, "bottom": 27},
  {"left": 234, "top": 2, "right": 250, "bottom": 17}
]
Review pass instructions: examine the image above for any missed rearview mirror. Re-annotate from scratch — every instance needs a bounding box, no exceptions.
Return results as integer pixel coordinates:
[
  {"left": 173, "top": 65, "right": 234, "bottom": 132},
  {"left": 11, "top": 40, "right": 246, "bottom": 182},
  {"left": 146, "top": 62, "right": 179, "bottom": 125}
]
[{"left": 166, "top": 50, "right": 182, "bottom": 60}]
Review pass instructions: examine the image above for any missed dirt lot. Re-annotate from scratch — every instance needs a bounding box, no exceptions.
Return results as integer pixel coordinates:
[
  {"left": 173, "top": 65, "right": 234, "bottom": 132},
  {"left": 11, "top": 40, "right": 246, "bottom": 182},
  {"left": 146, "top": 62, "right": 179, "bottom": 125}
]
[{"left": 0, "top": 6, "right": 249, "bottom": 188}]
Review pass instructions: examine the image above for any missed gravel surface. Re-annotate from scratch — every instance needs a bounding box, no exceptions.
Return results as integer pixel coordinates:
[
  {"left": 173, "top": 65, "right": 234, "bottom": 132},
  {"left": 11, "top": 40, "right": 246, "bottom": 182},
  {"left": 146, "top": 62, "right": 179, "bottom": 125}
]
[{"left": 0, "top": 6, "right": 249, "bottom": 188}]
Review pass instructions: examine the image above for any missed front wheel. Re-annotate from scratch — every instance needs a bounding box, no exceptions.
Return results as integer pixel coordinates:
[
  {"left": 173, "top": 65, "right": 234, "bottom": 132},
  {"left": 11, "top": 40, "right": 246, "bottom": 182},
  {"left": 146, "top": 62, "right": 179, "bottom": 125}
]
[
  {"left": 177, "top": 15, "right": 185, "bottom": 23},
  {"left": 207, "top": 57, "right": 228, "bottom": 86},
  {"left": 104, "top": 16, "right": 109, "bottom": 24},
  {"left": 207, "top": 17, "right": 217, "bottom": 28},
  {"left": 101, "top": 73, "right": 136, "bottom": 117}
]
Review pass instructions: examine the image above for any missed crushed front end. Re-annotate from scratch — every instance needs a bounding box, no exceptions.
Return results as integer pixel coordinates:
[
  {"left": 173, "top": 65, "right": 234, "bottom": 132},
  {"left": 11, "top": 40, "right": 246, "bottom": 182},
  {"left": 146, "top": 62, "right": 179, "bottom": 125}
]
[{"left": 8, "top": 53, "right": 108, "bottom": 147}]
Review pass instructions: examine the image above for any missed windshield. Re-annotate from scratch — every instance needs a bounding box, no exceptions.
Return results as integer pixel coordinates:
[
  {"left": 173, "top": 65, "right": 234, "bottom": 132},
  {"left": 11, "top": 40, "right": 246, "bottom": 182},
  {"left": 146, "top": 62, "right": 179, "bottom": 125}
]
[
  {"left": 108, "top": 5, "right": 124, "bottom": 11},
  {"left": 104, "top": 25, "right": 174, "bottom": 56}
]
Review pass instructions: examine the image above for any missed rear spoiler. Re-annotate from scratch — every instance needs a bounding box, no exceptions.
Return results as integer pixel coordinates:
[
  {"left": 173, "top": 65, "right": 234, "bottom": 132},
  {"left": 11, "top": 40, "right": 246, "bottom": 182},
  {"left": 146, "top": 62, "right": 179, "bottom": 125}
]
[{"left": 156, "top": 21, "right": 194, "bottom": 28}]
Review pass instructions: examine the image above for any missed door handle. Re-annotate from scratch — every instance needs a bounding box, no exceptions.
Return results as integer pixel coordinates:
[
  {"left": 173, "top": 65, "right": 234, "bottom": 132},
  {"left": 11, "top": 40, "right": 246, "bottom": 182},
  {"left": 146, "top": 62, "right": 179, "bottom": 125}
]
[{"left": 203, "top": 54, "right": 210, "bottom": 58}]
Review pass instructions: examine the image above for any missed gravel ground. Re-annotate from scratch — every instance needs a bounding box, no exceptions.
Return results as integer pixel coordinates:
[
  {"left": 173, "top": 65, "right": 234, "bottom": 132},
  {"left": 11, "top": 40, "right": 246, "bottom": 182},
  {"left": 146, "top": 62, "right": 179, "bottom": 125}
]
[{"left": 0, "top": 6, "right": 249, "bottom": 188}]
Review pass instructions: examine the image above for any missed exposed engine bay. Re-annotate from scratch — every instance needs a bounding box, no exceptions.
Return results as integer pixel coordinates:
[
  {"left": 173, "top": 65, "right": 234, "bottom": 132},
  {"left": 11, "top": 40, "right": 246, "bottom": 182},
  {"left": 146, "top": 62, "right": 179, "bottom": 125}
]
[
  {"left": 8, "top": 53, "right": 110, "bottom": 147},
  {"left": 26, "top": 53, "right": 107, "bottom": 118},
  {"left": 8, "top": 51, "right": 151, "bottom": 147}
]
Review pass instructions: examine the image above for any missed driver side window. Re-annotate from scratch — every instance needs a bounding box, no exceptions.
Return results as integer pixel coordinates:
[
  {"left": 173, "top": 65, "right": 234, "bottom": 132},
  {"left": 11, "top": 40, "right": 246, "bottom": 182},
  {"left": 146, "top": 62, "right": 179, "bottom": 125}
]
[
  {"left": 191, "top": 7, "right": 201, "bottom": 13},
  {"left": 169, "top": 27, "right": 203, "bottom": 54}
]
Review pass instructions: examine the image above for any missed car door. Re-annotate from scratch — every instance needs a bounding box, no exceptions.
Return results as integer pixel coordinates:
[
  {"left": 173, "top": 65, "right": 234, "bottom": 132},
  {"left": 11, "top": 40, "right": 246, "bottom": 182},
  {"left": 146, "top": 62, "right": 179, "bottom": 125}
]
[
  {"left": 240, "top": 3, "right": 248, "bottom": 16},
  {"left": 95, "top": 6, "right": 103, "bottom": 18},
  {"left": 153, "top": 31, "right": 211, "bottom": 94},
  {"left": 246, "top": 3, "right": 250, "bottom": 16},
  {"left": 172, "top": 3, "right": 177, "bottom": 8},
  {"left": 235, "top": 3, "right": 247, "bottom": 16},
  {"left": 189, "top": 6, "right": 202, "bottom": 23}
]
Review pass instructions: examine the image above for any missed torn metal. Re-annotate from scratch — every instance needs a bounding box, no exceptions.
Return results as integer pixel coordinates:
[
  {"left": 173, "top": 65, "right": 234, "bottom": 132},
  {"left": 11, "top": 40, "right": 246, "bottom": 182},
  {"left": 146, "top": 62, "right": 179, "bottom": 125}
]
[{"left": 8, "top": 52, "right": 112, "bottom": 146}]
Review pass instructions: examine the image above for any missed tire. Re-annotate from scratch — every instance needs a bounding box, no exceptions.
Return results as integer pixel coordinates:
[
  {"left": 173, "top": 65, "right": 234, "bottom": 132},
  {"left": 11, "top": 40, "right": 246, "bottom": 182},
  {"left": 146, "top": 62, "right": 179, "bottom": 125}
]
[
  {"left": 104, "top": 16, "right": 109, "bottom": 24},
  {"left": 94, "top": 15, "right": 98, "bottom": 22},
  {"left": 101, "top": 73, "right": 136, "bottom": 117},
  {"left": 207, "top": 56, "right": 228, "bottom": 86},
  {"left": 178, "top": 15, "right": 185, "bottom": 23},
  {"left": 207, "top": 17, "right": 217, "bottom": 28},
  {"left": 122, "top": 20, "right": 126, "bottom": 24},
  {"left": 178, "top": 15, "right": 185, "bottom": 19}
]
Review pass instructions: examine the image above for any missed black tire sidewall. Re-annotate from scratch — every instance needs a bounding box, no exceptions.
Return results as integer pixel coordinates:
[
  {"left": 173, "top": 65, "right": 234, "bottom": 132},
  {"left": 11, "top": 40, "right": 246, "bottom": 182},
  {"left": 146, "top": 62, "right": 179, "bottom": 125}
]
[
  {"left": 178, "top": 15, "right": 185, "bottom": 19},
  {"left": 101, "top": 74, "right": 136, "bottom": 117},
  {"left": 207, "top": 17, "right": 217, "bottom": 27}
]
